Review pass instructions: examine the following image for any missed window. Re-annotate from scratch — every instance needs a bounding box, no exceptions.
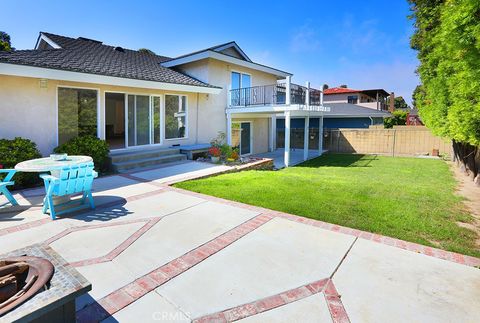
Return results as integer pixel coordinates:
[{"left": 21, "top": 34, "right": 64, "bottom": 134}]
[
  {"left": 231, "top": 72, "right": 251, "bottom": 89},
  {"left": 347, "top": 95, "right": 358, "bottom": 104},
  {"left": 165, "top": 95, "right": 187, "bottom": 139},
  {"left": 58, "top": 87, "right": 98, "bottom": 145},
  {"left": 231, "top": 72, "right": 251, "bottom": 106}
]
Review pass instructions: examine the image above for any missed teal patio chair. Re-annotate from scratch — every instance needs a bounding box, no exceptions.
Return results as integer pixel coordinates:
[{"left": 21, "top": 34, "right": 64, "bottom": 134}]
[
  {"left": 0, "top": 169, "right": 18, "bottom": 207},
  {"left": 40, "top": 162, "right": 98, "bottom": 220}
]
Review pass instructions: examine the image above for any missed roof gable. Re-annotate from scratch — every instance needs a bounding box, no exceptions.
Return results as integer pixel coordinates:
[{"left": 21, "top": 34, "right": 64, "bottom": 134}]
[{"left": 210, "top": 42, "right": 251, "bottom": 62}]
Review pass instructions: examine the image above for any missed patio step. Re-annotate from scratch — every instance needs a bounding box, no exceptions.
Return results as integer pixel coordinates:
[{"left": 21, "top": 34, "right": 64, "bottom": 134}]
[
  {"left": 112, "top": 153, "right": 187, "bottom": 173},
  {"left": 110, "top": 148, "right": 188, "bottom": 172},
  {"left": 110, "top": 147, "right": 182, "bottom": 163}
]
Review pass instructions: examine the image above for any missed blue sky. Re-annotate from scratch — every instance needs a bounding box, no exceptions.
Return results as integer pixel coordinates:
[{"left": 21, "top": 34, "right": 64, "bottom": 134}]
[{"left": 3, "top": 0, "right": 418, "bottom": 104}]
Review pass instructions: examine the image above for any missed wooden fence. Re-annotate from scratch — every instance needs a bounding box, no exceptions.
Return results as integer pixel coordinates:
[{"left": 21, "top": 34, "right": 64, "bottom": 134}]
[{"left": 323, "top": 126, "right": 452, "bottom": 157}]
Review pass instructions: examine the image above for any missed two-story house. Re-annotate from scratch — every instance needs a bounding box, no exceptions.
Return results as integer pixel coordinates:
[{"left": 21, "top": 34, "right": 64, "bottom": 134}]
[{"left": 0, "top": 32, "right": 329, "bottom": 168}]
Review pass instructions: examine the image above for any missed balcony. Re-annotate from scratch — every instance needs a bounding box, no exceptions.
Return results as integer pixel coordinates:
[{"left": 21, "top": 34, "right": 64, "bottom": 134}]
[{"left": 227, "top": 81, "right": 327, "bottom": 112}]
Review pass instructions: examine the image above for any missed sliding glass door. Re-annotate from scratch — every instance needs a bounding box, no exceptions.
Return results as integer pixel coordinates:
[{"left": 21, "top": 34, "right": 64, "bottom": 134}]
[{"left": 126, "top": 95, "right": 161, "bottom": 147}]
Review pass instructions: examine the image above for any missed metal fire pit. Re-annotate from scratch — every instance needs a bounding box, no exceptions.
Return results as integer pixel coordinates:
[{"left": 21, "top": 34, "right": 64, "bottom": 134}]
[
  {"left": 0, "top": 256, "right": 54, "bottom": 316},
  {"left": 0, "top": 244, "right": 91, "bottom": 323}
]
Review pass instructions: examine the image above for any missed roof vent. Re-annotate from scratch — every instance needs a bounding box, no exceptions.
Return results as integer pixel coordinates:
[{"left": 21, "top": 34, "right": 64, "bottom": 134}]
[
  {"left": 77, "top": 37, "right": 102, "bottom": 44},
  {"left": 114, "top": 46, "right": 125, "bottom": 53}
]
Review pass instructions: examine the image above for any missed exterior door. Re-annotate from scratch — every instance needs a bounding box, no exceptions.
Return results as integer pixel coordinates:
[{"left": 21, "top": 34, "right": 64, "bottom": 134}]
[
  {"left": 232, "top": 122, "right": 252, "bottom": 155},
  {"left": 126, "top": 95, "right": 161, "bottom": 147}
]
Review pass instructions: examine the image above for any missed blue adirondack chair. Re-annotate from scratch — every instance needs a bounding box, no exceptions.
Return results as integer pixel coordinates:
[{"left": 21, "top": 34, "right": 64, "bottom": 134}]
[
  {"left": 0, "top": 169, "right": 18, "bottom": 207},
  {"left": 40, "top": 162, "right": 98, "bottom": 220}
]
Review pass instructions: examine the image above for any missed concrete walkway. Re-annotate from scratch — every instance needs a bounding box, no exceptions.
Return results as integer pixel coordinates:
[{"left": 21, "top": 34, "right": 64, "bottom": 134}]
[{"left": 0, "top": 164, "right": 479, "bottom": 322}]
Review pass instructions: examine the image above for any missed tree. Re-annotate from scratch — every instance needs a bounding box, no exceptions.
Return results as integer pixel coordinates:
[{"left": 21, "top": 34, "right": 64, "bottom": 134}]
[
  {"left": 384, "top": 110, "right": 408, "bottom": 128},
  {"left": 411, "top": 85, "right": 425, "bottom": 109},
  {"left": 409, "top": 0, "right": 480, "bottom": 180},
  {"left": 387, "top": 96, "right": 410, "bottom": 110},
  {"left": 0, "top": 31, "right": 13, "bottom": 52},
  {"left": 138, "top": 48, "right": 155, "bottom": 55},
  {"left": 339, "top": 84, "right": 348, "bottom": 88},
  {"left": 322, "top": 84, "right": 329, "bottom": 90}
]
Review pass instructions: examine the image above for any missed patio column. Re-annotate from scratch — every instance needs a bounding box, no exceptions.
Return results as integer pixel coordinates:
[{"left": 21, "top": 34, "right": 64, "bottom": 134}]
[
  {"left": 318, "top": 115, "right": 324, "bottom": 155},
  {"left": 304, "top": 115, "right": 309, "bottom": 161},
  {"left": 226, "top": 113, "right": 232, "bottom": 145},
  {"left": 270, "top": 115, "right": 276, "bottom": 152},
  {"left": 286, "top": 76, "right": 291, "bottom": 105},
  {"left": 284, "top": 111, "right": 291, "bottom": 167}
]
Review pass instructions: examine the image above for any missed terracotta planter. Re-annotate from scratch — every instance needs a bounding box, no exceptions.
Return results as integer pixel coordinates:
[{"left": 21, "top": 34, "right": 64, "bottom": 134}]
[{"left": 432, "top": 149, "right": 439, "bottom": 157}]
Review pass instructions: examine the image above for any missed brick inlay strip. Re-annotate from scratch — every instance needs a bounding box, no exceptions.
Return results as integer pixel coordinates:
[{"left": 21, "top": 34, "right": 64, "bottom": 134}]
[
  {"left": 169, "top": 185, "right": 480, "bottom": 268},
  {"left": 192, "top": 278, "right": 350, "bottom": 323},
  {"left": 75, "top": 214, "right": 273, "bottom": 322}
]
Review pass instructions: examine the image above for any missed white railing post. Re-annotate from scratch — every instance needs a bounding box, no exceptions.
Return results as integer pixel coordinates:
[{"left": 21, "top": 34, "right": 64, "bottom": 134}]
[
  {"left": 304, "top": 115, "right": 309, "bottom": 161},
  {"left": 318, "top": 115, "right": 324, "bottom": 155},
  {"left": 286, "top": 75, "right": 291, "bottom": 105},
  {"left": 320, "top": 90, "right": 324, "bottom": 106},
  {"left": 226, "top": 112, "right": 232, "bottom": 145},
  {"left": 305, "top": 81, "right": 310, "bottom": 110},
  {"left": 284, "top": 111, "right": 291, "bottom": 167}
]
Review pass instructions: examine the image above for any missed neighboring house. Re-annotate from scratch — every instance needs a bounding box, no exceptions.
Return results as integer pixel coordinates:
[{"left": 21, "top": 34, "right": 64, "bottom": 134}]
[
  {"left": 406, "top": 109, "right": 423, "bottom": 126},
  {"left": 323, "top": 87, "right": 391, "bottom": 111},
  {"left": 0, "top": 32, "right": 330, "bottom": 167}
]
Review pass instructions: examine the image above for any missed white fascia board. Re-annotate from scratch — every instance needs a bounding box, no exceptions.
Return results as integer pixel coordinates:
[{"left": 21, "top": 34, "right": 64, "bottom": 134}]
[
  {"left": 0, "top": 63, "right": 222, "bottom": 94},
  {"left": 162, "top": 51, "right": 292, "bottom": 78},
  {"left": 323, "top": 114, "right": 387, "bottom": 118},
  {"left": 213, "top": 43, "right": 251, "bottom": 62},
  {"left": 35, "top": 33, "right": 61, "bottom": 49}
]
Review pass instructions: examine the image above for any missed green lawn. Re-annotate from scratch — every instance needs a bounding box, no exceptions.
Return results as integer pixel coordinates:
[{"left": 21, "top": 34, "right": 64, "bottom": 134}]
[{"left": 175, "top": 154, "right": 479, "bottom": 257}]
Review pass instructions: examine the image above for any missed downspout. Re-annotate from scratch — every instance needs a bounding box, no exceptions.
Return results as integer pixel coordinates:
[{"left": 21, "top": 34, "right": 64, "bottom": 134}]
[
  {"left": 369, "top": 116, "right": 374, "bottom": 126},
  {"left": 195, "top": 92, "right": 199, "bottom": 144}
]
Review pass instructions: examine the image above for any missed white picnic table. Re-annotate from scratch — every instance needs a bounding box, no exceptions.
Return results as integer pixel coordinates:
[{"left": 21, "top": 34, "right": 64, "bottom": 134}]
[
  {"left": 14, "top": 156, "right": 94, "bottom": 205},
  {"left": 15, "top": 156, "right": 93, "bottom": 173}
]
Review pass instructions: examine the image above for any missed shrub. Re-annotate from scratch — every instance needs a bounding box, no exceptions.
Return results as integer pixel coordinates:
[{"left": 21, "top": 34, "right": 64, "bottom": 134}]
[
  {"left": 384, "top": 110, "right": 408, "bottom": 129},
  {"left": 0, "top": 137, "right": 42, "bottom": 188},
  {"left": 54, "top": 135, "right": 110, "bottom": 172}
]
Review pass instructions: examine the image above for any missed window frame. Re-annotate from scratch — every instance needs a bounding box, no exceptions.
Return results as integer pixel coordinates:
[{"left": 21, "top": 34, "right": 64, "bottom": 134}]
[
  {"left": 347, "top": 95, "right": 358, "bottom": 104},
  {"left": 231, "top": 70, "right": 252, "bottom": 89},
  {"left": 56, "top": 85, "right": 100, "bottom": 147},
  {"left": 164, "top": 94, "right": 189, "bottom": 141}
]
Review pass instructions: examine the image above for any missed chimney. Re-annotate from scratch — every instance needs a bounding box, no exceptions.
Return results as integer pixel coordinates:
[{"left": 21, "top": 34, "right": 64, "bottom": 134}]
[{"left": 389, "top": 92, "right": 395, "bottom": 112}]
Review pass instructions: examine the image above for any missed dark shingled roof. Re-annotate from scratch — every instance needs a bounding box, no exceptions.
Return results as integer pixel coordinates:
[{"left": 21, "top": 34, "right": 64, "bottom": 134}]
[{"left": 0, "top": 32, "right": 219, "bottom": 89}]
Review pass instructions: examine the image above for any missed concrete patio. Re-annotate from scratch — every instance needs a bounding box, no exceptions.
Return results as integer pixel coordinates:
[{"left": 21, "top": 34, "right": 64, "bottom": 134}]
[{"left": 0, "top": 163, "right": 479, "bottom": 322}]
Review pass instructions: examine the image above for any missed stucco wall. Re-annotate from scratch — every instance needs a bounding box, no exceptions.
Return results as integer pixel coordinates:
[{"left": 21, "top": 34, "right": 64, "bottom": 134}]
[
  {"left": 0, "top": 74, "right": 208, "bottom": 155},
  {"left": 232, "top": 117, "right": 269, "bottom": 154}
]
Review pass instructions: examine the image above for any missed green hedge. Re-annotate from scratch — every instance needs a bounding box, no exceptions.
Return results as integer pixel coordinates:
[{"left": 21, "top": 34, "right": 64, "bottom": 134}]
[
  {"left": 54, "top": 135, "right": 110, "bottom": 172},
  {"left": 0, "top": 137, "right": 42, "bottom": 189}
]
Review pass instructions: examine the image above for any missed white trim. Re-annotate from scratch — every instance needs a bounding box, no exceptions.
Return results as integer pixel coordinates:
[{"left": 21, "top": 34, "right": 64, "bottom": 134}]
[
  {"left": 0, "top": 63, "right": 222, "bottom": 94},
  {"left": 226, "top": 105, "right": 330, "bottom": 114},
  {"left": 56, "top": 85, "right": 100, "bottom": 147},
  {"left": 35, "top": 33, "right": 61, "bottom": 49},
  {"left": 213, "top": 43, "right": 251, "bottom": 62},
  {"left": 162, "top": 51, "right": 291, "bottom": 78}
]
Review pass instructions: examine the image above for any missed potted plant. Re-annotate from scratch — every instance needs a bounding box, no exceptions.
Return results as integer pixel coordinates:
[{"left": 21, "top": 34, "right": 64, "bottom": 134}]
[{"left": 209, "top": 147, "right": 221, "bottom": 163}]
